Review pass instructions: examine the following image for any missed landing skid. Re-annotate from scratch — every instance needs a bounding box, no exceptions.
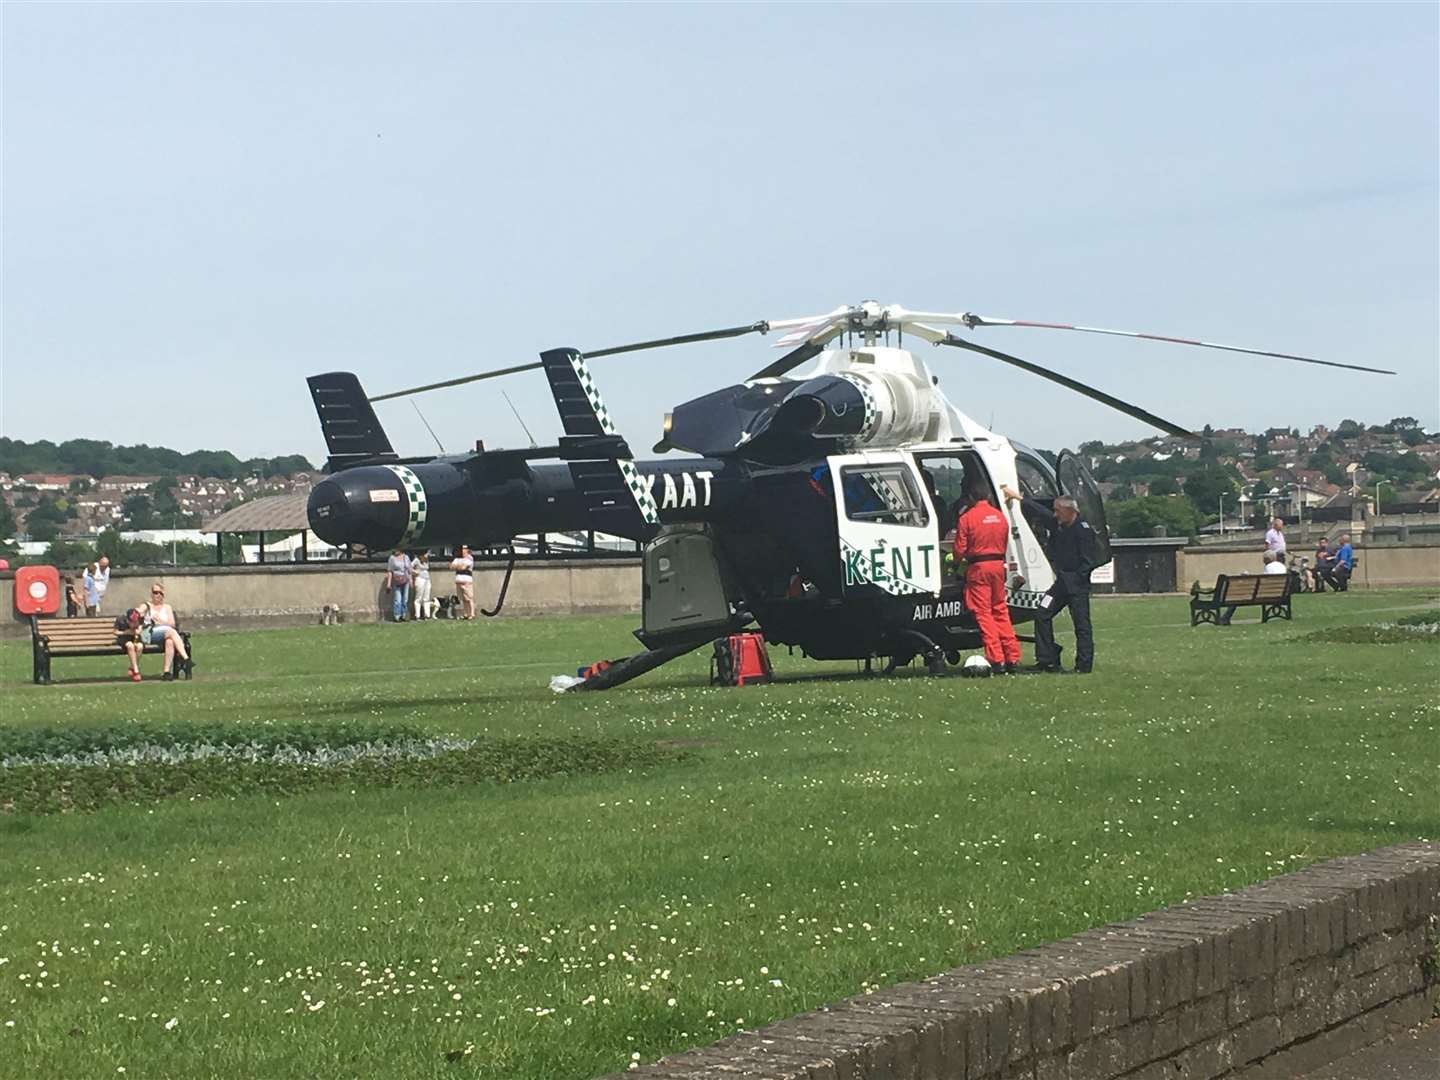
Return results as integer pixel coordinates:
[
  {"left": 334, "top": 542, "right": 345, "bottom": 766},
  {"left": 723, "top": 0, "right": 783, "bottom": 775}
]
[{"left": 569, "top": 639, "right": 712, "bottom": 692}]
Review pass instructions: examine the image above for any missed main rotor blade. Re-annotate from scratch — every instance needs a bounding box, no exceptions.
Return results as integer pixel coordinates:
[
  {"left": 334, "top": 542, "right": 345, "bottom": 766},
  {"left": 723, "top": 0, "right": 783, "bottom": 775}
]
[
  {"left": 583, "top": 321, "right": 767, "bottom": 359},
  {"left": 748, "top": 324, "right": 847, "bottom": 380},
  {"left": 371, "top": 322, "right": 771, "bottom": 402},
  {"left": 934, "top": 333, "right": 1199, "bottom": 439},
  {"left": 960, "top": 314, "right": 1396, "bottom": 375},
  {"left": 748, "top": 339, "right": 825, "bottom": 381},
  {"left": 370, "top": 362, "right": 543, "bottom": 403}
]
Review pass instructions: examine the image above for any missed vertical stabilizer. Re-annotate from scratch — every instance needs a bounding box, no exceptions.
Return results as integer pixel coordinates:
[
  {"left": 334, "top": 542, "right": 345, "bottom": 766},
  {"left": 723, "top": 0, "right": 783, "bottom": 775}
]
[
  {"left": 307, "top": 372, "right": 398, "bottom": 470},
  {"left": 538, "top": 348, "right": 660, "bottom": 539}
]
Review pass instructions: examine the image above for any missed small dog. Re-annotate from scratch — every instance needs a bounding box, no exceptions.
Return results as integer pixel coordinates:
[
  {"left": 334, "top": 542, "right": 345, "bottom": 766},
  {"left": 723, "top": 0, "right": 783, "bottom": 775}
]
[
  {"left": 434, "top": 595, "right": 462, "bottom": 620},
  {"left": 320, "top": 603, "right": 344, "bottom": 626}
]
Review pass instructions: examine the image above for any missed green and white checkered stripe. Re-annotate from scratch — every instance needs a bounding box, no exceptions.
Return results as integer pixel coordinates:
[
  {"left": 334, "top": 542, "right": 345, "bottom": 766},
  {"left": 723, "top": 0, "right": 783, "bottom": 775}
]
[
  {"left": 874, "top": 470, "right": 915, "bottom": 522},
  {"left": 568, "top": 354, "right": 660, "bottom": 526},
  {"left": 618, "top": 460, "right": 660, "bottom": 525},
  {"left": 568, "top": 354, "right": 616, "bottom": 436},
  {"left": 1006, "top": 588, "right": 1047, "bottom": 610},
  {"left": 837, "top": 372, "right": 880, "bottom": 443},
  {"left": 384, "top": 464, "right": 428, "bottom": 545}
]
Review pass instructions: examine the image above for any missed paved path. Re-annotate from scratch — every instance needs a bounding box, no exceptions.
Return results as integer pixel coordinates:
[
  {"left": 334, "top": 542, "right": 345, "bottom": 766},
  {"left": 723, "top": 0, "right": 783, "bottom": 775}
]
[{"left": 1303, "top": 1020, "right": 1440, "bottom": 1080}]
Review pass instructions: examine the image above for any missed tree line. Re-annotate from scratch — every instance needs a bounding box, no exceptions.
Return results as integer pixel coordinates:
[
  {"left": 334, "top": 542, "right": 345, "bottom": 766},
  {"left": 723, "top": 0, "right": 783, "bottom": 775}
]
[{"left": 0, "top": 437, "right": 313, "bottom": 481}]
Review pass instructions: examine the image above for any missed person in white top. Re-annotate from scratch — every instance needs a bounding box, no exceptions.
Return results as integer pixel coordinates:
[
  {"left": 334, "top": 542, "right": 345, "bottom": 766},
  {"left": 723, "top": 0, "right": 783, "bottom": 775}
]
[
  {"left": 1262, "top": 551, "right": 1288, "bottom": 575},
  {"left": 1263, "top": 518, "right": 1286, "bottom": 567},
  {"left": 411, "top": 552, "right": 434, "bottom": 619},
  {"left": 83, "top": 556, "right": 111, "bottom": 615},
  {"left": 450, "top": 545, "right": 476, "bottom": 620},
  {"left": 123, "top": 582, "right": 191, "bottom": 682}
]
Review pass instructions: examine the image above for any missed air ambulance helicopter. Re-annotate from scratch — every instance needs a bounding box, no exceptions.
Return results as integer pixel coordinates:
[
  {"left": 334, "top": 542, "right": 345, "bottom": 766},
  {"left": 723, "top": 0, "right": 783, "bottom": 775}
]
[{"left": 304, "top": 301, "right": 1393, "bottom": 689}]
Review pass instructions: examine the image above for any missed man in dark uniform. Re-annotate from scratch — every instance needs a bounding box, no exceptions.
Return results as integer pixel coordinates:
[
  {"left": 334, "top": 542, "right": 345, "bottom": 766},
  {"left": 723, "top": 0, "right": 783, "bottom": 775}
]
[{"left": 1001, "top": 485, "right": 1100, "bottom": 674}]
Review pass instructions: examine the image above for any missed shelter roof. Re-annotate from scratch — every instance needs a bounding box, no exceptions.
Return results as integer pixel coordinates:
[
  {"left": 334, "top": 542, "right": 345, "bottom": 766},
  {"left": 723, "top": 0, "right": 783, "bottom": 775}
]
[{"left": 201, "top": 492, "right": 312, "bottom": 534}]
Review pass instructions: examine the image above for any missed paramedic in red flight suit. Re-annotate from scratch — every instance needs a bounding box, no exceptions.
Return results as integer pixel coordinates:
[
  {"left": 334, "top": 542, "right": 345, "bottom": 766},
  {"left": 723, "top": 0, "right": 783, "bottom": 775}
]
[{"left": 952, "top": 479, "right": 1022, "bottom": 673}]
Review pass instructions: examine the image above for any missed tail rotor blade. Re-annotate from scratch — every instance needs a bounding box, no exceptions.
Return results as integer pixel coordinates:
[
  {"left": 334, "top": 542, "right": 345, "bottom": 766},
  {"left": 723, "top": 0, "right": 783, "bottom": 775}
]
[
  {"left": 959, "top": 314, "right": 1396, "bottom": 375},
  {"left": 933, "top": 332, "right": 1199, "bottom": 439}
]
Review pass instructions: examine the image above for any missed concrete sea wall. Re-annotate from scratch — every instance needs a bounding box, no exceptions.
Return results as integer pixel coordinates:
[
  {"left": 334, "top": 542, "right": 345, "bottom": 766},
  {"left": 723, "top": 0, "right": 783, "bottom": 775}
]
[
  {"left": 604, "top": 842, "right": 1440, "bottom": 1080},
  {"left": 0, "top": 559, "right": 642, "bottom": 638},
  {"left": 3, "top": 540, "right": 1436, "bottom": 639},
  {"left": 1179, "top": 542, "right": 1440, "bottom": 590}
]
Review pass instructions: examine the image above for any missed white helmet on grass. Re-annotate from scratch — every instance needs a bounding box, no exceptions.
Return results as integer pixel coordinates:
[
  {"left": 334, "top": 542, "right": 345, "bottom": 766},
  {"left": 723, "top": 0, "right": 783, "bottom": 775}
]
[{"left": 961, "top": 655, "right": 993, "bottom": 678}]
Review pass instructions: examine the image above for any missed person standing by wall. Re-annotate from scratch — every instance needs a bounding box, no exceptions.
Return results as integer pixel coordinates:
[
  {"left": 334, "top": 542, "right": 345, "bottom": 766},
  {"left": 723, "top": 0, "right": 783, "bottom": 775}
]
[
  {"left": 1002, "top": 486, "right": 1101, "bottom": 674},
  {"left": 386, "top": 548, "right": 412, "bottom": 622},
  {"left": 953, "top": 478, "right": 1021, "bottom": 673},
  {"left": 450, "top": 545, "right": 475, "bottom": 620},
  {"left": 64, "top": 574, "right": 85, "bottom": 617},
  {"left": 411, "top": 551, "right": 433, "bottom": 620},
  {"left": 83, "top": 556, "right": 111, "bottom": 615},
  {"left": 1264, "top": 517, "right": 1287, "bottom": 568}
]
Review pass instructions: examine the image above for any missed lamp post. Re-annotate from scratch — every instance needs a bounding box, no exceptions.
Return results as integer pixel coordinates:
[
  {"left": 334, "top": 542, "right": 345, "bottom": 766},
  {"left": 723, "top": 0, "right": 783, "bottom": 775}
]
[{"left": 1218, "top": 494, "right": 1225, "bottom": 537}]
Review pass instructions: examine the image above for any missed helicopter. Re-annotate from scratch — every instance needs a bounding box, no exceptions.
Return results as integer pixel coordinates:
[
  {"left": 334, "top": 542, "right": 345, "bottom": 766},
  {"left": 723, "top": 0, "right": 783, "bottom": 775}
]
[{"left": 304, "top": 301, "right": 1393, "bottom": 689}]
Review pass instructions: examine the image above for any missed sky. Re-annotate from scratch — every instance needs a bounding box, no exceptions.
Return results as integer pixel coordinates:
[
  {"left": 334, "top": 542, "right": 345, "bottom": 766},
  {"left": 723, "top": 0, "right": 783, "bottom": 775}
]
[{"left": 3, "top": 2, "right": 1437, "bottom": 467}]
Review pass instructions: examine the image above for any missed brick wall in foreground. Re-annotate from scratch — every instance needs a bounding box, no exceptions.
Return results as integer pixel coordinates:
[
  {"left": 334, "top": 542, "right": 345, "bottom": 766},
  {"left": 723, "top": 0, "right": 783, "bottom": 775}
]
[{"left": 604, "top": 842, "right": 1439, "bottom": 1080}]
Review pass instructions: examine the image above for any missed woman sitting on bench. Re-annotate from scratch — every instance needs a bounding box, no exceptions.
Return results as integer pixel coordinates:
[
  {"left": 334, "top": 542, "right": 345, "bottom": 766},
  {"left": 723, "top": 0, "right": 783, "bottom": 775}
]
[{"left": 124, "top": 584, "right": 191, "bottom": 682}]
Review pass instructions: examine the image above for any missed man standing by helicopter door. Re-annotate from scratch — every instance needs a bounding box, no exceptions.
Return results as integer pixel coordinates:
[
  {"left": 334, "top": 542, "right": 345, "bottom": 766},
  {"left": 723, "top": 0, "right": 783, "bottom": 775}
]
[
  {"left": 953, "top": 478, "right": 1021, "bottom": 673},
  {"left": 1001, "top": 486, "right": 1100, "bottom": 674}
]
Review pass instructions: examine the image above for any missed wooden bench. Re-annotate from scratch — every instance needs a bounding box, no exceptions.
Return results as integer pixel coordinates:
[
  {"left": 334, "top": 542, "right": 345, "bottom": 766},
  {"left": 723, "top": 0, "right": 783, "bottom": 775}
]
[
  {"left": 31, "top": 616, "right": 194, "bottom": 684},
  {"left": 1189, "top": 573, "right": 1294, "bottom": 626}
]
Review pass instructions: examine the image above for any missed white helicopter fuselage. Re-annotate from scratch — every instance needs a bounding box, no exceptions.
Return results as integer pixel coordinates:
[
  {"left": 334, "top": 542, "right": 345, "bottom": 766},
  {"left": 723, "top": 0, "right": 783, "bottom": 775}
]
[{"left": 768, "top": 344, "right": 1061, "bottom": 605}]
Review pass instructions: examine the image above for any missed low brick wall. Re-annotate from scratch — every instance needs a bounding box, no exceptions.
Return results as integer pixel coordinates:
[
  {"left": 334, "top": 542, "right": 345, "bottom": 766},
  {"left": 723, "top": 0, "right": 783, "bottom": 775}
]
[
  {"left": 0, "top": 559, "right": 643, "bottom": 638},
  {"left": 606, "top": 842, "right": 1439, "bottom": 1080}
]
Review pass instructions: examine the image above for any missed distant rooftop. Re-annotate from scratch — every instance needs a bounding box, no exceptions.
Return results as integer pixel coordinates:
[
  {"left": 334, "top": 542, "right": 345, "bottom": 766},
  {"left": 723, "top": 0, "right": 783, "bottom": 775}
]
[{"left": 201, "top": 492, "right": 312, "bottom": 534}]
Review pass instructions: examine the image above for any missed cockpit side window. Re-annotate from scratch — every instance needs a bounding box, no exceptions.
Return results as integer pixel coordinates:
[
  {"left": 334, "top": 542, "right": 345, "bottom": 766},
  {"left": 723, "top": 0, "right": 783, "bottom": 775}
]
[
  {"left": 1015, "top": 453, "right": 1059, "bottom": 501},
  {"left": 840, "top": 465, "right": 928, "bottom": 527},
  {"left": 917, "top": 451, "right": 997, "bottom": 526}
]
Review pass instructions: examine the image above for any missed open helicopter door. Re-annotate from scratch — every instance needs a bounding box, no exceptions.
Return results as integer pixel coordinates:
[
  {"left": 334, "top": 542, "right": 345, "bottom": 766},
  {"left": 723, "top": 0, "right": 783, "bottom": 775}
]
[
  {"left": 828, "top": 452, "right": 943, "bottom": 598},
  {"left": 1056, "top": 451, "right": 1113, "bottom": 567}
]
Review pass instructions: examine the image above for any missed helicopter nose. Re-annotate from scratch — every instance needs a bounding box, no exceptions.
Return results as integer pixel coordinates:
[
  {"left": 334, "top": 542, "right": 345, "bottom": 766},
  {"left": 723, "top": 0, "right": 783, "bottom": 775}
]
[{"left": 307, "top": 468, "right": 409, "bottom": 551}]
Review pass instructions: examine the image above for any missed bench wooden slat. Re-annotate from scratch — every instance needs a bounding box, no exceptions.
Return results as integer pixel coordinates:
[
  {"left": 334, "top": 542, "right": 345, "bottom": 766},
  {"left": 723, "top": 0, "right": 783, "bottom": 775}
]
[{"left": 1255, "top": 576, "right": 1289, "bottom": 598}]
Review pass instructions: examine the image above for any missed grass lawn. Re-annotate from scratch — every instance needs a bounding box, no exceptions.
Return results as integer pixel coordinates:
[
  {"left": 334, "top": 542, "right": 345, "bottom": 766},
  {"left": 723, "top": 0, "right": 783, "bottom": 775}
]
[{"left": 1, "top": 590, "right": 1436, "bottom": 1079}]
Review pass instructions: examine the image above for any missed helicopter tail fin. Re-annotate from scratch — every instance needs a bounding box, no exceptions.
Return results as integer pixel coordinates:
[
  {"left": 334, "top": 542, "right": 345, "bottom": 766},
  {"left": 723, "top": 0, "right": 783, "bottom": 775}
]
[
  {"left": 539, "top": 348, "right": 660, "bottom": 538},
  {"left": 307, "top": 372, "right": 399, "bottom": 471}
]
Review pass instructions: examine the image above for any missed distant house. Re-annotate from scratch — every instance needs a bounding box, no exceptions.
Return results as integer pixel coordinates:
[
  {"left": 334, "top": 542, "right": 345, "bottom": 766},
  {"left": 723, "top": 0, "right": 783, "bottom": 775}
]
[
  {"left": 16, "top": 473, "right": 80, "bottom": 492},
  {"left": 1289, "top": 484, "right": 1332, "bottom": 510},
  {"left": 95, "top": 475, "right": 160, "bottom": 493},
  {"left": 1379, "top": 489, "right": 1440, "bottom": 515}
]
